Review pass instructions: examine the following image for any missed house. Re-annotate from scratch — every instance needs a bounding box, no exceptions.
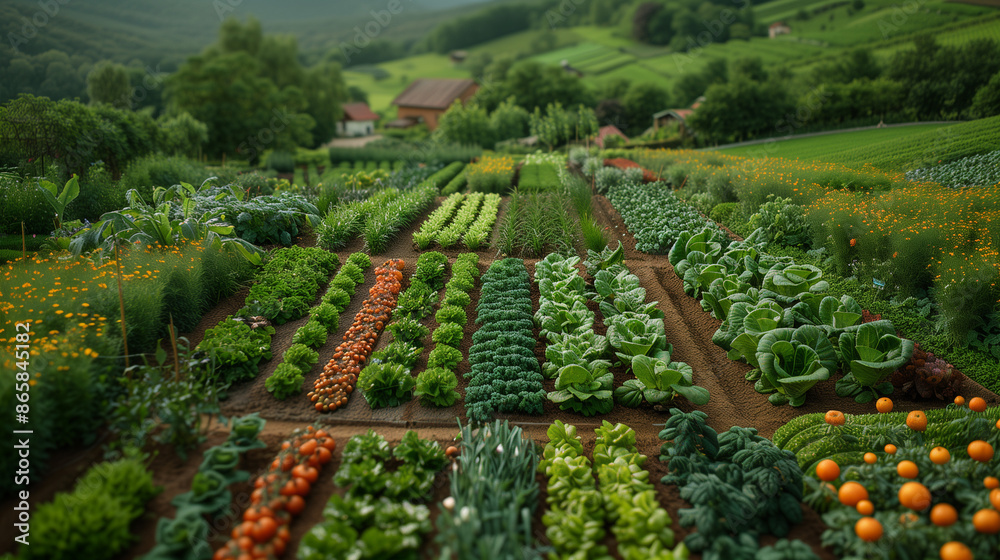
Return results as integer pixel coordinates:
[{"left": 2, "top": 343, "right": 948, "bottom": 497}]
[
  {"left": 336, "top": 102, "right": 380, "bottom": 137},
  {"left": 449, "top": 50, "right": 468, "bottom": 64},
  {"left": 769, "top": 22, "right": 791, "bottom": 39},
  {"left": 391, "top": 78, "right": 479, "bottom": 131},
  {"left": 653, "top": 109, "right": 693, "bottom": 135},
  {"left": 560, "top": 59, "right": 583, "bottom": 77},
  {"left": 594, "top": 124, "right": 629, "bottom": 148}
]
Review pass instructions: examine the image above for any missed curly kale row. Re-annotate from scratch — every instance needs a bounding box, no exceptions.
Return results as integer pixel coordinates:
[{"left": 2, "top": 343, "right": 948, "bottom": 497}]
[{"left": 466, "top": 258, "right": 544, "bottom": 423}]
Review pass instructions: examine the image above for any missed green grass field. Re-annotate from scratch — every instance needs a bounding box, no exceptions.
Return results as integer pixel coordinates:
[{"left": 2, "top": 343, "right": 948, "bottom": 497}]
[
  {"left": 714, "top": 117, "right": 1000, "bottom": 172},
  {"left": 714, "top": 123, "right": 953, "bottom": 161}
]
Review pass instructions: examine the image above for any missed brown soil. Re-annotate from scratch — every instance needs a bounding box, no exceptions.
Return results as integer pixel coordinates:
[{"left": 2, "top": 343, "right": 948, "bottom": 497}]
[{"left": 4, "top": 192, "right": 997, "bottom": 560}]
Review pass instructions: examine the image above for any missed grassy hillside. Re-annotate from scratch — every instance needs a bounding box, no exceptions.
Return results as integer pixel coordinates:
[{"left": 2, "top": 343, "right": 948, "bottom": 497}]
[
  {"left": 713, "top": 117, "right": 1000, "bottom": 172},
  {"left": 344, "top": 0, "right": 999, "bottom": 118}
]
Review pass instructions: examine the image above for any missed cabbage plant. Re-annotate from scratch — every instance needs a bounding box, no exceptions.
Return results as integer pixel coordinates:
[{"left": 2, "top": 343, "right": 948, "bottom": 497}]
[
  {"left": 754, "top": 325, "right": 837, "bottom": 406},
  {"left": 835, "top": 322, "right": 914, "bottom": 403}
]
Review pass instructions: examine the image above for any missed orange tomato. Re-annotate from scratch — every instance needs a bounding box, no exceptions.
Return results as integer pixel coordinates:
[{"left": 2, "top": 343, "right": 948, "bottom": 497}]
[
  {"left": 854, "top": 517, "right": 883, "bottom": 542},
  {"left": 825, "top": 410, "right": 846, "bottom": 426},
  {"left": 990, "top": 488, "right": 1000, "bottom": 510},
  {"left": 906, "top": 410, "right": 927, "bottom": 431},
  {"left": 897, "top": 460, "right": 919, "bottom": 479},
  {"left": 967, "top": 440, "right": 994, "bottom": 462},
  {"left": 285, "top": 494, "right": 306, "bottom": 515},
  {"left": 299, "top": 439, "right": 318, "bottom": 457},
  {"left": 953, "top": 396, "right": 965, "bottom": 406},
  {"left": 968, "top": 397, "right": 987, "bottom": 412},
  {"left": 939, "top": 541, "right": 973, "bottom": 560},
  {"left": 929, "top": 447, "right": 951, "bottom": 465},
  {"left": 899, "top": 481, "right": 932, "bottom": 511},
  {"left": 856, "top": 499, "right": 874, "bottom": 515},
  {"left": 876, "top": 397, "right": 893, "bottom": 413},
  {"left": 972, "top": 509, "right": 1000, "bottom": 534},
  {"left": 250, "top": 517, "right": 277, "bottom": 543},
  {"left": 839, "top": 481, "right": 869, "bottom": 507},
  {"left": 816, "top": 459, "right": 841, "bottom": 482},
  {"left": 885, "top": 444, "right": 898, "bottom": 454},
  {"left": 930, "top": 503, "right": 958, "bottom": 527},
  {"left": 864, "top": 452, "right": 877, "bottom": 464},
  {"left": 985, "top": 476, "right": 1000, "bottom": 490}
]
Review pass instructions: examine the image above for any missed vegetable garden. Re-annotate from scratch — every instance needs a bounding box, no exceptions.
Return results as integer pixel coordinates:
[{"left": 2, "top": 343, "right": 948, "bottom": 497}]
[{"left": 1, "top": 149, "right": 998, "bottom": 560}]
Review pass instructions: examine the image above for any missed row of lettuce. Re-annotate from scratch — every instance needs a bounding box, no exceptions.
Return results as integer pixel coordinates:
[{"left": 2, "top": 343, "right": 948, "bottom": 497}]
[{"left": 605, "top": 177, "right": 916, "bottom": 407}]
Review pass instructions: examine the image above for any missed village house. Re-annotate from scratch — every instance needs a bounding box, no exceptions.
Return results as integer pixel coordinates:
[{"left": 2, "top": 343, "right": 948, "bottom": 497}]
[{"left": 389, "top": 78, "right": 478, "bottom": 131}]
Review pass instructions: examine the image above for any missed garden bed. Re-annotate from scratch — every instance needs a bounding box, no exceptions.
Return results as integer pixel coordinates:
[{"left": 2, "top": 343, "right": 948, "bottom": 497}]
[{"left": 2, "top": 190, "right": 997, "bottom": 560}]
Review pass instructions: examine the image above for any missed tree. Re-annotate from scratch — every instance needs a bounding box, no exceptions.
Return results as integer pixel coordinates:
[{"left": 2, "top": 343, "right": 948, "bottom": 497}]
[
  {"left": 731, "top": 57, "right": 767, "bottom": 83},
  {"left": 595, "top": 98, "right": 626, "bottom": 128},
  {"left": 623, "top": 82, "right": 669, "bottom": 135},
  {"left": 499, "top": 60, "right": 593, "bottom": 112},
  {"left": 87, "top": 61, "right": 131, "bottom": 109},
  {"left": 674, "top": 58, "right": 728, "bottom": 106},
  {"left": 969, "top": 70, "right": 1000, "bottom": 118},
  {"left": 158, "top": 111, "right": 208, "bottom": 158},
  {"left": 687, "top": 78, "right": 793, "bottom": 143},
  {"left": 302, "top": 61, "right": 346, "bottom": 146},
  {"left": 632, "top": 2, "right": 663, "bottom": 43},
  {"left": 490, "top": 98, "right": 530, "bottom": 143},
  {"left": 435, "top": 100, "right": 493, "bottom": 147}
]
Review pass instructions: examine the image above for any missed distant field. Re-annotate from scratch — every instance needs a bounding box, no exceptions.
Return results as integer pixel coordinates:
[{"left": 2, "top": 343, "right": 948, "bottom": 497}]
[
  {"left": 715, "top": 124, "right": 953, "bottom": 162},
  {"left": 715, "top": 117, "right": 1000, "bottom": 172}
]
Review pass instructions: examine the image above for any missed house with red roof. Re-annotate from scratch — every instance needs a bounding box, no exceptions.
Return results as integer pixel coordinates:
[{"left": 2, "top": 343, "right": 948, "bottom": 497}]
[
  {"left": 594, "top": 124, "right": 629, "bottom": 148},
  {"left": 337, "top": 102, "right": 380, "bottom": 137},
  {"left": 390, "top": 78, "right": 478, "bottom": 131}
]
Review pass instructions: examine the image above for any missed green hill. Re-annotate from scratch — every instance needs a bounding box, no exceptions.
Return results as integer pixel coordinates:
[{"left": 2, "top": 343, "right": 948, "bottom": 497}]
[{"left": 342, "top": 0, "right": 999, "bottom": 115}]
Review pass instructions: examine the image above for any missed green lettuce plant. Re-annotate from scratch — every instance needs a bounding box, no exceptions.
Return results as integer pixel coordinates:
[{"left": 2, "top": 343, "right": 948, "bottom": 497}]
[
  {"left": 616, "top": 351, "right": 710, "bottom": 407},
  {"left": 835, "top": 322, "right": 914, "bottom": 403},
  {"left": 607, "top": 312, "right": 669, "bottom": 365},
  {"left": 754, "top": 326, "right": 837, "bottom": 407},
  {"left": 548, "top": 363, "right": 614, "bottom": 416},
  {"left": 760, "top": 264, "right": 829, "bottom": 305}
]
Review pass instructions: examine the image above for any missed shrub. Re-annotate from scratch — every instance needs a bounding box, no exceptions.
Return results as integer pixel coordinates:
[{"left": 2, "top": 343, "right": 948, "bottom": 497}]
[
  {"left": 427, "top": 344, "right": 463, "bottom": 370},
  {"left": 0, "top": 173, "right": 52, "bottom": 235},
  {"left": 118, "top": 155, "right": 206, "bottom": 203}
]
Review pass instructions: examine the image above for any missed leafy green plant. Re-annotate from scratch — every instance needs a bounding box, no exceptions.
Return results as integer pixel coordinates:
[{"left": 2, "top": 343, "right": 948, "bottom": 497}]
[
  {"left": 265, "top": 363, "right": 305, "bottom": 400},
  {"left": 754, "top": 325, "right": 836, "bottom": 406},
  {"left": 835, "top": 321, "right": 915, "bottom": 403},
  {"left": 282, "top": 343, "right": 319, "bottom": 372},
  {"left": 357, "top": 363, "right": 415, "bottom": 409},
  {"left": 292, "top": 318, "right": 328, "bottom": 348},
  {"left": 606, "top": 312, "right": 669, "bottom": 364},
  {"left": 548, "top": 363, "right": 614, "bottom": 416},
  {"left": 616, "top": 351, "right": 710, "bottom": 407},
  {"left": 386, "top": 316, "right": 430, "bottom": 346},
  {"left": 414, "top": 367, "right": 460, "bottom": 407},
  {"left": 427, "top": 343, "right": 463, "bottom": 370},
  {"left": 435, "top": 304, "right": 467, "bottom": 326},
  {"left": 347, "top": 252, "right": 372, "bottom": 269},
  {"left": 747, "top": 195, "right": 811, "bottom": 248},
  {"left": 36, "top": 174, "right": 80, "bottom": 231},
  {"left": 431, "top": 321, "right": 464, "bottom": 347},
  {"left": 370, "top": 340, "right": 422, "bottom": 369},
  {"left": 241, "top": 246, "right": 339, "bottom": 324},
  {"left": 194, "top": 317, "right": 274, "bottom": 383},
  {"left": 760, "top": 264, "right": 829, "bottom": 305},
  {"left": 321, "top": 287, "right": 351, "bottom": 312},
  {"left": 414, "top": 251, "right": 448, "bottom": 289},
  {"left": 20, "top": 451, "right": 160, "bottom": 560}
]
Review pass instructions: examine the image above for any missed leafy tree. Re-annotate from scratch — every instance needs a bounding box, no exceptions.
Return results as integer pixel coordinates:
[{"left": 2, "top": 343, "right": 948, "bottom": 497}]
[
  {"left": 731, "top": 57, "right": 768, "bottom": 83},
  {"left": 674, "top": 58, "right": 728, "bottom": 106},
  {"left": 623, "top": 82, "right": 669, "bottom": 135},
  {"left": 303, "top": 61, "right": 347, "bottom": 146},
  {"left": 87, "top": 61, "right": 132, "bottom": 109},
  {"left": 158, "top": 111, "right": 208, "bottom": 158},
  {"left": 687, "top": 78, "right": 793, "bottom": 144},
  {"left": 969, "top": 70, "right": 1000, "bottom": 118},
  {"left": 490, "top": 97, "right": 530, "bottom": 143},
  {"left": 436, "top": 100, "right": 493, "bottom": 147},
  {"left": 596, "top": 98, "right": 627, "bottom": 129},
  {"left": 632, "top": 2, "right": 662, "bottom": 43},
  {"left": 500, "top": 60, "right": 594, "bottom": 112}
]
